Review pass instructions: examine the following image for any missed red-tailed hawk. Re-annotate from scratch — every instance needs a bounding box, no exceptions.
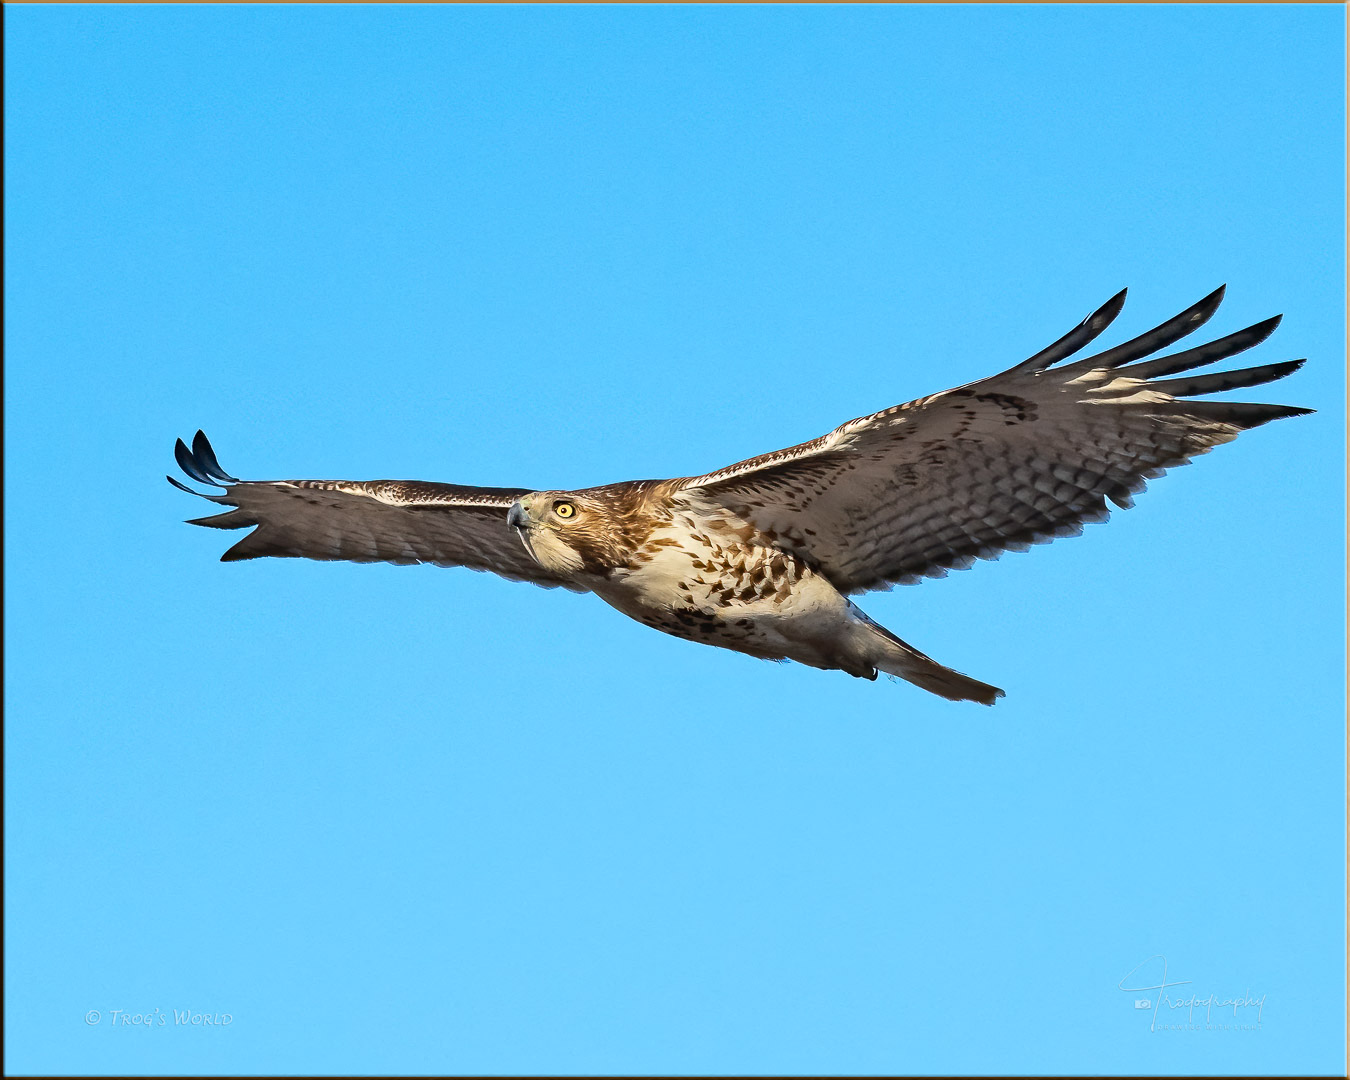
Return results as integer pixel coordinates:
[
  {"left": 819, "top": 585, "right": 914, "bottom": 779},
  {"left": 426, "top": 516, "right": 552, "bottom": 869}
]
[{"left": 170, "top": 286, "right": 1310, "bottom": 704}]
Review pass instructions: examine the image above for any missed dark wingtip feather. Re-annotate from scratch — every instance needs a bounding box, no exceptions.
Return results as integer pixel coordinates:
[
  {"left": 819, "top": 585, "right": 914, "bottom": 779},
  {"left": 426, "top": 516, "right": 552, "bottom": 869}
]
[
  {"left": 1093, "top": 288, "right": 1129, "bottom": 328},
  {"left": 1068, "top": 285, "right": 1229, "bottom": 373},
  {"left": 1004, "top": 287, "right": 1130, "bottom": 375},
  {"left": 174, "top": 437, "right": 215, "bottom": 485},
  {"left": 1191, "top": 283, "right": 1225, "bottom": 324},
  {"left": 168, "top": 473, "right": 232, "bottom": 505},
  {"left": 1187, "top": 284, "right": 1226, "bottom": 324},
  {"left": 186, "top": 509, "right": 257, "bottom": 530},
  {"left": 1116, "top": 315, "right": 1287, "bottom": 382},
  {"left": 1148, "top": 358, "right": 1307, "bottom": 400},
  {"left": 1235, "top": 403, "right": 1315, "bottom": 428},
  {"left": 1144, "top": 284, "right": 1226, "bottom": 337},
  {"left": 1168, "top": 400, "right": 1315, "bottom": 430},
  {"left": 191, "top": 430, "right": 238, "bottom": 482}
]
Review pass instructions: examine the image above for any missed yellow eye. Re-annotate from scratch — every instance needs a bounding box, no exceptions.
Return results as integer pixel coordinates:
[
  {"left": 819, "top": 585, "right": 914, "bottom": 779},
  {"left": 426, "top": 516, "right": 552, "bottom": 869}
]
[{"left": 553, "top": 501, "right": 577, "bottom": 520}]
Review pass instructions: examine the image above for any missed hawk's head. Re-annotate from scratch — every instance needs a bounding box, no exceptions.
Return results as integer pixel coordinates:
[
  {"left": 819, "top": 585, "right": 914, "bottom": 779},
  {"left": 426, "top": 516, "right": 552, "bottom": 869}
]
[{"left": 507, "top": 490, "right": 641, "bottom": 578}]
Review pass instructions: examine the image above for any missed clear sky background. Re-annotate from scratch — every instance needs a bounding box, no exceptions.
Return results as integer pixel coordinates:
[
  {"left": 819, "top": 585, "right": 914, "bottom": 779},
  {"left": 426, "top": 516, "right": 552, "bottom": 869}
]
[{"left": 5, "top": 5, "right": 1344, "bottom": 1076}]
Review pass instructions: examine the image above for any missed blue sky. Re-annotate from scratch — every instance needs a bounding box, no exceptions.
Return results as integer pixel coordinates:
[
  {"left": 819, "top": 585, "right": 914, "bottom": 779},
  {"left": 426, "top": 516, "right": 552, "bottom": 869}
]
[{"left": 5, "top": 5, "right": 1344, "bottom": 1075}]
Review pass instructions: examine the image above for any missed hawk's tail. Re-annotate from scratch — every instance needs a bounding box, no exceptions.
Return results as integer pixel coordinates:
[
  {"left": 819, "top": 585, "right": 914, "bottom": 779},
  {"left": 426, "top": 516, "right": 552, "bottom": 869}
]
[{"left": 852, "top": 607, "right": 1005, "bottom": 705}]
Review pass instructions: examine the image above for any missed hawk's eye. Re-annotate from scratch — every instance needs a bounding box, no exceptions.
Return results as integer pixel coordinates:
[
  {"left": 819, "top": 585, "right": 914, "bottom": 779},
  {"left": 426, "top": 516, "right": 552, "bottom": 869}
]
[{"left": 553, "top": 501, "right": 577, "bottom": 520}]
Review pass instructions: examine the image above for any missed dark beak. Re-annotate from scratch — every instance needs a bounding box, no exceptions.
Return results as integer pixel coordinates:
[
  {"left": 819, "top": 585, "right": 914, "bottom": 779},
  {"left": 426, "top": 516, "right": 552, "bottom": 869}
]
[{"left": 507, "top": 502, "right": 528, "bottom": 530}]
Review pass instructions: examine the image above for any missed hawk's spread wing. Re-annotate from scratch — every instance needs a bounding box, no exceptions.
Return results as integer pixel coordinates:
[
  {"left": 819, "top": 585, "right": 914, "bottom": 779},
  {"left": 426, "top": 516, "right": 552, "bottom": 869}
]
[
  {"left": 169, "top": 432, "right": 577, "bottom": 589},
  {"left": 677, "top": 287, "right": 1311, "bottom": 594}
]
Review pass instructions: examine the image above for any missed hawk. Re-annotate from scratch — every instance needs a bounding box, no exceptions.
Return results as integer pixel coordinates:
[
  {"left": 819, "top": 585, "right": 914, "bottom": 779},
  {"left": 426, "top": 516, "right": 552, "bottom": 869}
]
[{"left": 170, "top": 286, "right": 1310, "bottom": 704}]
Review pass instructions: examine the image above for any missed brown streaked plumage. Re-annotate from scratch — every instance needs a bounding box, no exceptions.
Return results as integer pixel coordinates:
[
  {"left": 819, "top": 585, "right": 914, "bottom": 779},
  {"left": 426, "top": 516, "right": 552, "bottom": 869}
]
[{"left": 170, "top": 286, "right": 1311, "bottom": 703}]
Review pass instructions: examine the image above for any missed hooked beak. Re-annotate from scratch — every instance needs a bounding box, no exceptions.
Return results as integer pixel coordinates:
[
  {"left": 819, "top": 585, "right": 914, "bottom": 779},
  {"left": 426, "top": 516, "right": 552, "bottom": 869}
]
[{"left": 508, "top": 501, "right": 538, "bottom": 560}]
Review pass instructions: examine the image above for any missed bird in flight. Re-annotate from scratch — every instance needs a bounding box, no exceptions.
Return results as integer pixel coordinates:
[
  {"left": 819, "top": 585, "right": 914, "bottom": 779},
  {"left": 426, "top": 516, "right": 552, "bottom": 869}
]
[{"left": 170, "top": 286, "right": 1309, "bottom": 704}]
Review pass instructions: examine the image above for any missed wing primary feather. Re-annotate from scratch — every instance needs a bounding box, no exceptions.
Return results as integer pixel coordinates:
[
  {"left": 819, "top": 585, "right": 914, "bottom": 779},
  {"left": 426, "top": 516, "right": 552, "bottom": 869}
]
[
  {"left": 220, "top": 538, "right": 264, "bottom": 563},
  {"left": 1068, "top": 285, "right": 1226, "bottom": 372},
  {"left": 1003, "top": 287, "right": 1128, "bottom": 375},
  {"left": 166, "top": 473, "right": 231, "bottom": 502},
  {"left": 191, "top": 430, "right": 238, "bottom": 482},
  {"left": 1114, "top": 315, "right": 1283, "bottom": 381},
  {"left": 1145, "top": 358, "right": 1305, "bottom": 399},
  {"left": 186, "top": 509, "right": 257, "bottom": 530},
  {"left": 1150, "top": 399, "right": 1314, "bottom": 429},
  {"left": 174, "top": 438, "right": 221, "bottom": 487}
]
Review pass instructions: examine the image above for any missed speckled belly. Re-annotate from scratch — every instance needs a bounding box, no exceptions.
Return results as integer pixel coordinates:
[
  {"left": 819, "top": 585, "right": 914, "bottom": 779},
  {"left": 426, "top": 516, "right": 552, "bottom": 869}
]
[{"left": 592, "top": 536, "right": 853, "bottom": 663}]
